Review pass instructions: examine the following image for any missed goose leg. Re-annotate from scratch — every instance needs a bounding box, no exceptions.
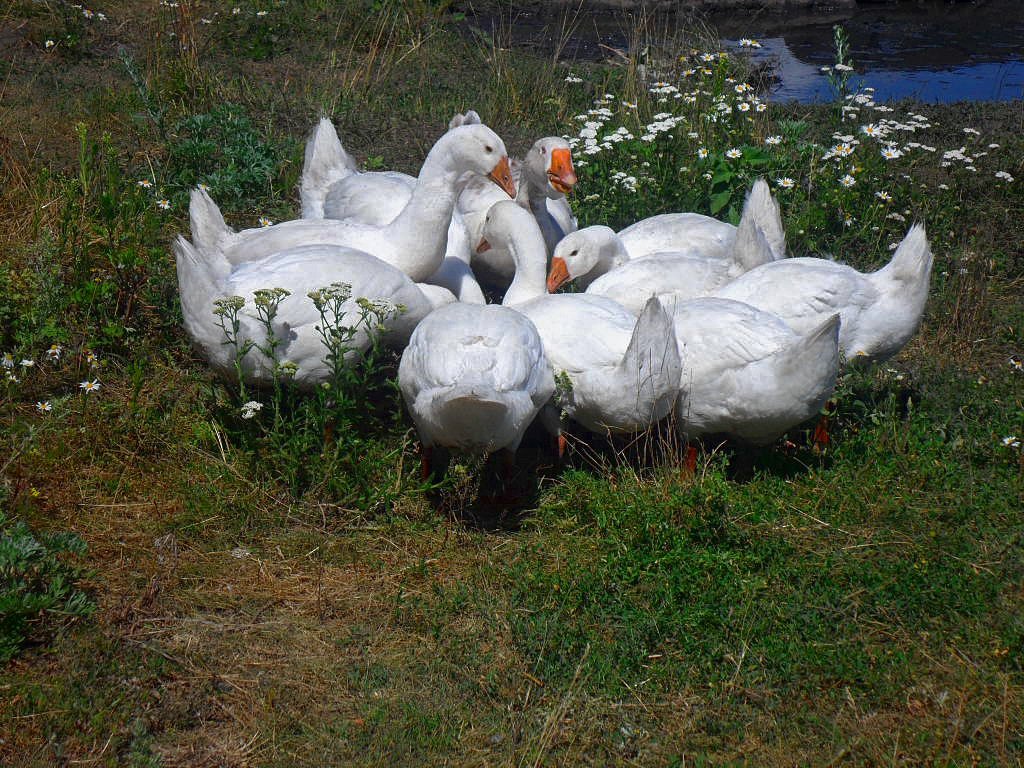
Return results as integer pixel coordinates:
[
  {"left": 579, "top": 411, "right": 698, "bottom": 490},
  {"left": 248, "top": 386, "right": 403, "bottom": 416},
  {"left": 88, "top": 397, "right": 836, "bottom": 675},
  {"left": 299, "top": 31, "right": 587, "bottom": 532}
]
[
  {"left": 684, "top": 443, "right": 699, "bottom": 473},
  {"left": 478, "top": 449, "right": 520, "bottom": 506},
  {"left": 420, "top": 444, "right": 450, "bottom": 483},
  {"left": 812, "top": 399, "right": 837, "bottom": 453},
  {"left": 498, "top": 448, "right": 519, "bottom": 503},
  {"left": 420, "top": 444, "right": 433, "bottom": 481},
  {"left": 500, "top": 448, "right": 516, "bottom": 485},
  {"left": 811, "top": 417, "right": 830, "bottom": 452}
]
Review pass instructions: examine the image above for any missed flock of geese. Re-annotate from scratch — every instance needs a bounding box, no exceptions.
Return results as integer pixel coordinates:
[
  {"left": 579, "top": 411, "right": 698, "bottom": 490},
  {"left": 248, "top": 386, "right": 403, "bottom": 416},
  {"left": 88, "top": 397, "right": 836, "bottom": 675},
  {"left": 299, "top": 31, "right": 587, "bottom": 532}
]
[{"left": 174, "top": 112, "right": 934, "bottom": 477}]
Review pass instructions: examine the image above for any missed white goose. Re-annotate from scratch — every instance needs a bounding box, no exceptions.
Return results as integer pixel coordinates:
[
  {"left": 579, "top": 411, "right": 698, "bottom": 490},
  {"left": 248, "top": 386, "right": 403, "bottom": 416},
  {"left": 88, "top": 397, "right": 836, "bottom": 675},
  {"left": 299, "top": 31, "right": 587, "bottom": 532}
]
[
  {"left": 711, "top": 224, "right": 933, "bottom": 363},
  {"left": 301, "top": 114, "right": 579, "bottom": 294},
  {"left": 300, "top": 111, "right": 481, "bottom": 225},
  {"left": 197, "top": 123, "right": 515, "bottom": 285},
  {"left": 398, "top": 302, "right": 555, "bottom": 477},
  {"left": 479, "top": 201, "right": 681, "bottom": 439},
  {"left": 175, "top": 235, "right": 440, "bottom": 390},
  {"left": 660, "top": 296, "right": 840, "bottom": 447},
  {"left": 546, "top": 210, "right": 774, "bottom": 316},
  {"left": 461, "top": 134, "right": 579, "bottom": 289},
  {"left": 445, "top": 110, "right": 578, "bottom": 250},
  {"left": 546, "top": 178, "right": 786, "bottom": 293},
  {"left": 298, "top": 114, "right": 492, "bottom": 303}
]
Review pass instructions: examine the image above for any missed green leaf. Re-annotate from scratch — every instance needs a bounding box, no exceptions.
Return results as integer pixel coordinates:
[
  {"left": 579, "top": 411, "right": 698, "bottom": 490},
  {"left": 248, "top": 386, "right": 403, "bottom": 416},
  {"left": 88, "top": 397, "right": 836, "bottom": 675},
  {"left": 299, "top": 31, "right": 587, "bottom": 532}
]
[
  {"left": 710, "top": 191, "right": 732, "bottom": 215},
  {"left": 711, "top": 169, "right": 734, "bottom": 186}
]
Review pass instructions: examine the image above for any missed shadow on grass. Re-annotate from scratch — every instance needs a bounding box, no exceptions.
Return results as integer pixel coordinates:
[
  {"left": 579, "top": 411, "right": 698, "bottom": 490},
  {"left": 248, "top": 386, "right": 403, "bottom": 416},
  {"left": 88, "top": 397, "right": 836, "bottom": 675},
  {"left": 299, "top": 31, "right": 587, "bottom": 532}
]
[{"left": 422, "top": 425, "right": 557, "bottom": 532}]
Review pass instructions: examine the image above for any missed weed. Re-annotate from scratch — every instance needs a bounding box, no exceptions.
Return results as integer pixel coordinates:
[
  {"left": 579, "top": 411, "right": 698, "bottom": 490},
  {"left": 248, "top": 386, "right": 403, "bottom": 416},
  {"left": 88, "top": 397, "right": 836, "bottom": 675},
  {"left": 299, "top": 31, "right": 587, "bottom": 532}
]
[
  {"left": 210, "top": 283, "right": 411, "bottom": 506},
  {"left": 0, "top": 506, "right": 94, "bottom": 662},
  {"left": 164, "top": 104, "right": 280, "bottom": 210}
]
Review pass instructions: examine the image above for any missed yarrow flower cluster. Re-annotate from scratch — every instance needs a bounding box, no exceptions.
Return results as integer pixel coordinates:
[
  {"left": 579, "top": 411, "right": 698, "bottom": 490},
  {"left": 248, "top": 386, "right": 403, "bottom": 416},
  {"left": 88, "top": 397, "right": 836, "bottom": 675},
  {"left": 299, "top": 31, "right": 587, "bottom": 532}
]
[
  {"left": 609, "top": 171, "right": 638, "bottom": 192},
  {"left": 240, "top": 400, "right": 263, "bottom": 419}
]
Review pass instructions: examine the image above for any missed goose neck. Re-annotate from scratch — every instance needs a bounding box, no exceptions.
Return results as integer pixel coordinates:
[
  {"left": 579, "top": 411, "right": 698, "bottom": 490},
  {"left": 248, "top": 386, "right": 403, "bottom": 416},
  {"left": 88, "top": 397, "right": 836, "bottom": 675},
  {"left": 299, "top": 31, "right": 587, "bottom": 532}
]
[
  {"left": 501, "top": 225, "right": 549, "bottom": 307},
  {"left": 384, "top": 161, "right": 460, "bottom": 277},
  {"left": 595, "top": 234, "right": 631, "bottom": 277}
]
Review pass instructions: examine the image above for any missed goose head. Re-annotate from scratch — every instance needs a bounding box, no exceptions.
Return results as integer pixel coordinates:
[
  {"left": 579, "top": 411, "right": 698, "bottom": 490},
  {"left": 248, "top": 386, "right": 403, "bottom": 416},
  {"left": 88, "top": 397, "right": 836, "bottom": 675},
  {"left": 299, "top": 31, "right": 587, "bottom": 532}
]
[
  {"left": 447, "top": 109, "right": 482, "bottom": 130},
  {"left": 445, "top": 124, "right": 516, "bottom": 199},
  {"left": 546, "top": 226, "right": 617, "bottom": 292},
  {"left": 476, "top": 199, "right": 543, "bottom": 255},
  {"left": 478, "top": 200, "right": 550, "bottom": 306},
  {"left": 522, "top": 137, "right": 577, "bottom": 199}
]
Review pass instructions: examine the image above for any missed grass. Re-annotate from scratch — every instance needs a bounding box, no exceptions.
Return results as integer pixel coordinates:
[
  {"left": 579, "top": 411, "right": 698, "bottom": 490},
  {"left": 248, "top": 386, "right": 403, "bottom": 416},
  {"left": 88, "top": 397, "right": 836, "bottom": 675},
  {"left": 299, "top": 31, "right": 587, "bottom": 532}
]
[{"left": 1, "top": 1, "right": 1023, "bottom": 765}]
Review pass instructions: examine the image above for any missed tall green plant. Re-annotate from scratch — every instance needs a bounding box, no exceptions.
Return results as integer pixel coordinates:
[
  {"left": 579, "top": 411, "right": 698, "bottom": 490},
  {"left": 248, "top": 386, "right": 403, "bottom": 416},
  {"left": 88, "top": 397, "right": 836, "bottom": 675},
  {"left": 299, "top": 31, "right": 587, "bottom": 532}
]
[{"left": 211, "top": 284, "right": 409, "bottom": 506}]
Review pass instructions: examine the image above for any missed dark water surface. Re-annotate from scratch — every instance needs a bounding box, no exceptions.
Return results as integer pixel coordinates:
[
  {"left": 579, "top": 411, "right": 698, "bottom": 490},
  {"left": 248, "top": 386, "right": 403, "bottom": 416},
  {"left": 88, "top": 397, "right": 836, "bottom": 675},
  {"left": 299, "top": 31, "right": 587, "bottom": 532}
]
[{"left": 464, "top": 0, "right": 1024, "bottom": 103}]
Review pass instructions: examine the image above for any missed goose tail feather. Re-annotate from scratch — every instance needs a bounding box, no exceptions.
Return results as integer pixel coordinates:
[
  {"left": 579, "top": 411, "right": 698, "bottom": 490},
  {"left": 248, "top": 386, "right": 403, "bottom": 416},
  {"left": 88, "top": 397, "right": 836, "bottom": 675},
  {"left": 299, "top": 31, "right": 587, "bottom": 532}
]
[
  {"left": 739, "top": 178, "right": 786, "bottom": 260},
  {"left": 874, "top": 223, "right": 933, "bottom": 288},
  {"left": 618, "top": 297, "right": 682, "bottom": 424},
  {"left": 300, "top": 117, "right": 358, "bottom": 219},
  {"left": 173, "top": 235, "right": 232, "bottom": 362},
  {"left": 189, "top": 187, "right": 233, "bottom": 254}
]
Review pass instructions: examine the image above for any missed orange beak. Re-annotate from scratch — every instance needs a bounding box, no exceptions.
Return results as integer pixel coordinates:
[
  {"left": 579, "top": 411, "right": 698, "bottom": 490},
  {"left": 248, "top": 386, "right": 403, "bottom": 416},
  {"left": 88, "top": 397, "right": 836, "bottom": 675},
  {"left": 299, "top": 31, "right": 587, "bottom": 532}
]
[
  {"left": 547, "top": 148, "right": 577, "bottom": 195},
  {"left": 488, "top": 156, "right": 516, "bottom": 198},
  {"left": 476, "top": 237, "right": 492, "bottom": 253},
  {"left": 546, "top": 256, "right": 570, "bottom": 293}
]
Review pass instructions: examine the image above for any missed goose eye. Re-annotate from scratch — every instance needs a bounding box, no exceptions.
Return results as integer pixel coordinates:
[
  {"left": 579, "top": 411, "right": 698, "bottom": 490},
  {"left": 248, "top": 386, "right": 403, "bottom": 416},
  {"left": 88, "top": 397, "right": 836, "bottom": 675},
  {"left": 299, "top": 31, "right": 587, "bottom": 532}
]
[
  {"left": 541, "top": 147, "right": 546, "bottom": 154},
  {"left": 571, "top": 249, "right": 579, "bottom": 256},
  {"left": 484, "top": 145, "right": 493, "bottom": 153}
]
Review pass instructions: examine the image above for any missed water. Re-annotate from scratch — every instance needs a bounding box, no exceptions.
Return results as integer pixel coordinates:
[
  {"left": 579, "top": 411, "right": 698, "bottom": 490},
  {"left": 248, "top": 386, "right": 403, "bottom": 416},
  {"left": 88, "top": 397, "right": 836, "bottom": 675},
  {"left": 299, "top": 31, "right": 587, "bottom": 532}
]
[
  {"left": 463, "top": 0, "right": 1024, "bottom": 103},
  {"left": 714, "top": 0, "right": 1024, "bottom": 102}
]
